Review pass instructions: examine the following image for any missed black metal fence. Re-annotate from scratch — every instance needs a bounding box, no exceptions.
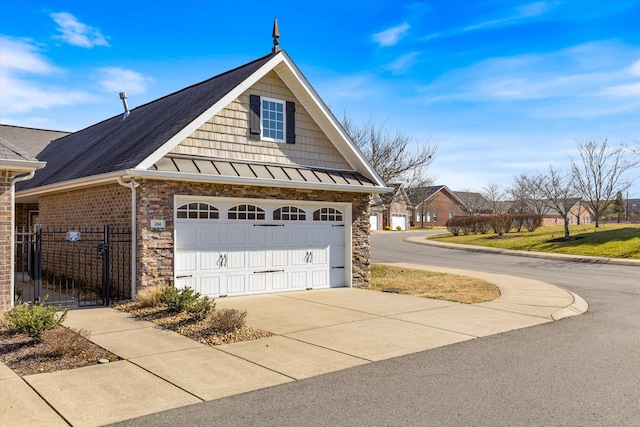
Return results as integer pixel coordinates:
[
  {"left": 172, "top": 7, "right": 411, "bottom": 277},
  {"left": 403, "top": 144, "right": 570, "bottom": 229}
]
[{"left": 14, "top": 225, "right": 132, "bottom": 307}]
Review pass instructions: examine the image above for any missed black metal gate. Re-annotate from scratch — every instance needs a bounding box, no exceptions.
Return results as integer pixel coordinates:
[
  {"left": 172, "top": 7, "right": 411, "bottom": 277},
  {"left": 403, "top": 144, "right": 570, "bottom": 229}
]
[{"left": 14, "top": 225, "right": 132, "bottom": 307}]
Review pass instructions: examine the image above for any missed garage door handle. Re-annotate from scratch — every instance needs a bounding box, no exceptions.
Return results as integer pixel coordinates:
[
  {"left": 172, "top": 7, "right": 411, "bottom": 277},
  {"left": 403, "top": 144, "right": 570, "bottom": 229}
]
[
  {"left": 331, "top": 266, "right": 345, "bottom": 269},
  {"left": 254, "top": 269, "right": 286, "bottom": 274},
  {"left": 176, "top": 275, "right": 192, "bottom": 278},
  {"left": 253, "top": 224, "right": 285, "bottom": 227},
  {"left": 332, "top": 224, "right": 344, "bottom": 227}
]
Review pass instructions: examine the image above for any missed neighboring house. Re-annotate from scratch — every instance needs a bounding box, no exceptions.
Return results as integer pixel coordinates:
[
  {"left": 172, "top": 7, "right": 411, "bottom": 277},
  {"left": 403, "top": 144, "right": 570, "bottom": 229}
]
[
  {"left": 407, "top": 185, "right": 468, "bottom": 227},
  {"left": 0, "top": 135, "right": 46, "bottom": 310},
  {"left": 533, "top": 199, "right": 594, "bottom": 226},
  {"left": 12, "top": 44, "right": 388, "bottom": 304},
  {"left": 369, "top": 184, "right": 412, "bottom": 230},
  {"left": 454, "top": 191, "right": 491, "bottom": 216}
]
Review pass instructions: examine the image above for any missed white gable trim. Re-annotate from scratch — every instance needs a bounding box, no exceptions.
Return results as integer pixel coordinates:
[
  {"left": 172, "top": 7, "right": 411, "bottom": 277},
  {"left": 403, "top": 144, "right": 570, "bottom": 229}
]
[
  {"left": 273, "top": 54, "right": 385, "bottom": 188},
  {"left": 135, "top": 51, "right": 386, "bottom": 189},
  {"left": 136, "top": 54, "right": 285, "bottom": 171}
]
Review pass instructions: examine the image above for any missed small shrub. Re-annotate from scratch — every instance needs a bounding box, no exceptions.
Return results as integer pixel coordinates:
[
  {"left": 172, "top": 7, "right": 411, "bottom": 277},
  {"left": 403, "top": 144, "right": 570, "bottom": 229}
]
[
  {"left": 136, "top": 286, "right": 162, "bottom": 308},
  {"left": 446, "top": 219, "right": 462, "bottom": 236},
  {"left": 158, "top": 286, "right": 214, "bottom": 320},
  {"left": 208, "top": 308, "right": 247, "bottom": 333},
  {"left": 4, "top": 301, "right": 69, "bottom": 341},
  {"left": 396, "top": 225, "right": 402, "bottom": 230},
  {"left": 384, "top": 225, "right": 391, "bottom": 230}
]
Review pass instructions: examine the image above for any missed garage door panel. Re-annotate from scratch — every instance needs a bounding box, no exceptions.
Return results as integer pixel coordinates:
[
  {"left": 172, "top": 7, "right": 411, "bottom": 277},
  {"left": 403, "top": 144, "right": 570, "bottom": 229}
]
[
  {"left": 249, "top": 227, "right": 267, "bottom": 245},
  {"left": 272, "top": 272, "right": 288, "bottom": 290},
  {"left": 226, "top": 252, "right": 246, "bottom": 269},
  {"left": 290, "top": 271, "right": 307, "bottom": 288},
  {"left": 272, "top": 250, "right": 288, "bottom": 267},
  {"left": 312, "top": 270, "right": 328, "bottom": 287},
  {"left": 226, "top": 226, "right": 246, "bottom": 246},
  {"left": 176, "top": 252, "right": 197, "bottom": 271},
  {"left": 249, "top": 275, "right": 267, "bottom": 292},
  {"left": 199, "top": 276, "right": 221, "bottom": 296},
  {"left": 199, "top": 252, "right": 221, "bottom": 270},
  {"left": 227, "top": 275, "right": 246, "bottom": 294},
  {"left": 175, "top": 198, "right": 348, "bottom": 297},
  {"left": 200, "top": 226, "right": 221, "bottom": 246},
  {"left": 248, "top": 251, "right": 267, "bottom": 268}
]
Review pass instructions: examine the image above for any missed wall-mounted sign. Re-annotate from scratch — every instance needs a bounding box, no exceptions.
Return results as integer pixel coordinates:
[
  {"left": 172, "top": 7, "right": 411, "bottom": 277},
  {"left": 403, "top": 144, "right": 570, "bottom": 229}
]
[
  {"left": 151, "top": 219, "right": 166, "bottom": 229},
  {"left": 66, "top": 230, "right": 81, "bottom": 241}
]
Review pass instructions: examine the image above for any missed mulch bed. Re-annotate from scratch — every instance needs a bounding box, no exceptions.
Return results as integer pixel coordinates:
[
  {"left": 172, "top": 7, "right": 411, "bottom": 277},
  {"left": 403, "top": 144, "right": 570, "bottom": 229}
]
[
  {"left": 113, "top": 302, "right": 273, "bottom": 346},
  {"left": 0, "top": 325, "right": 118, "bottom": 377}
]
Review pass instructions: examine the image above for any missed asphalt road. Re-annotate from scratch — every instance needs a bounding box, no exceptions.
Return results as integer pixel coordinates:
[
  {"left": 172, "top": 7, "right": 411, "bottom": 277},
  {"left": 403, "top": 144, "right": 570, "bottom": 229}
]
[{"left": 111, "top": 231, "right": 640, "bottom": 426}]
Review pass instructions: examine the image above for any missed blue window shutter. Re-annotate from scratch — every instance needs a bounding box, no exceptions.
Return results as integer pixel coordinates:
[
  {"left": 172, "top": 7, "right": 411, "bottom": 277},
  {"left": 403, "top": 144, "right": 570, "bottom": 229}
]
[
  {"left": 286, "top": 101, "right": 296, "bottom": 144},
  {"left": 250, "top": 95, "right": 261, "bottom": 140}
]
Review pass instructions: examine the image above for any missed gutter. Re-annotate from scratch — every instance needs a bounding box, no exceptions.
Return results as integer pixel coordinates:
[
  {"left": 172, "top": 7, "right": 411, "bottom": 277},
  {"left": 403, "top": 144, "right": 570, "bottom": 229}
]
[
  {"left": 16, "top": 168, "right": 392, "bottom": 199},
  {"left": 10, "top": 170, "right": 39, "bottom": 308},
  {"left": 117, "top": 177, "right": 140, "bottom": 300}
]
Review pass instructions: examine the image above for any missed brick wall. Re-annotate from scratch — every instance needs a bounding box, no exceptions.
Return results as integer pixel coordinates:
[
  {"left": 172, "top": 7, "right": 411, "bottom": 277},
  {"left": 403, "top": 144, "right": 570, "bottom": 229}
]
[
  {"left": 414, "top": 191, "right": 467, "bottom": 226},
  {"left": 173, "top": 71, "right": 351, "bottom": 170},
  {"left": 38, "top": 184, "right": 131, "bottom": 229},
  {"left": 0, "top": 171, "right": 11, "bottom": 310},
  {"left": 136, "top": 179, "right": 371, "bottom": 289}
]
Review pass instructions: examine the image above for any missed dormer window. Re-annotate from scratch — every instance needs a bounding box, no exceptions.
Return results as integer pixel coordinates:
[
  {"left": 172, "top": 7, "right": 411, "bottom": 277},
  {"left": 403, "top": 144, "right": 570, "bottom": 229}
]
[
  {"left": 261, "top": 97, "right": 285, "bottom": 142},
  {"left": 249, "top": 94, "right": 296, "bottom": 144}
]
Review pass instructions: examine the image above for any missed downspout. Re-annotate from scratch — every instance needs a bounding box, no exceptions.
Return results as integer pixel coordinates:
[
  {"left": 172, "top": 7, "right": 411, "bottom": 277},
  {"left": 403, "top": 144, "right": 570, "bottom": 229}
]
[
  {"left": 10, "top": 171, "right": 36, "bottom": 308},
  {"left": 117, "top": 176, "right": 139, "bottom": 300}
]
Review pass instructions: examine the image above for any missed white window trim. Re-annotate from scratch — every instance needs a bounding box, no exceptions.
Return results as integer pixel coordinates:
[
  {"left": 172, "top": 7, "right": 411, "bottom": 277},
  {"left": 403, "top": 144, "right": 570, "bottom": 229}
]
[{"left": 260, "top": 96, "right": 286, "bottom": 143}]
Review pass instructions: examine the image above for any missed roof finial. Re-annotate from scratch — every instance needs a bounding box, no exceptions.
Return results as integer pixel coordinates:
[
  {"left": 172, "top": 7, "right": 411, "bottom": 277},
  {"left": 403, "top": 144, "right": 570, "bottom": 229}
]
[{"left": 272, "top": 18, "right": 281, "bottom": 54}]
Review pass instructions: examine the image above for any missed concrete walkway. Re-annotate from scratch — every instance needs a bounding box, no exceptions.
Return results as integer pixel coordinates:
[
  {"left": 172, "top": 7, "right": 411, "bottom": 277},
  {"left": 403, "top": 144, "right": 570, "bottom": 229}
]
[{"left": 1, "top": 267, "right": 587, "bottom": 426}]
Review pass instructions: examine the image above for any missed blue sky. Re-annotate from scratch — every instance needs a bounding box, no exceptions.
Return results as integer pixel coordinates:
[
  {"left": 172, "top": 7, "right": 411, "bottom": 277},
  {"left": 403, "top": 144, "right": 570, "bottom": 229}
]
[{"left": 1, "top": 0, "right": 639, "bottom": 196}]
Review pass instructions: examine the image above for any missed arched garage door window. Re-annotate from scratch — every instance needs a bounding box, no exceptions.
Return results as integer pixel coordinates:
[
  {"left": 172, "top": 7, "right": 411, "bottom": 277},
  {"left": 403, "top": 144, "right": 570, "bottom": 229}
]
[
  {"left": 313, "top": 207, "right": 343, "bottom": 221},
  {"left": 228, "top": 204, "right": 265, "bottom": 220},
  {"left": 176, "top": 202, "right": 219, "bottom": 219},
  {"left": 273, "top": 206, "right": 306, "bottom": 221}
]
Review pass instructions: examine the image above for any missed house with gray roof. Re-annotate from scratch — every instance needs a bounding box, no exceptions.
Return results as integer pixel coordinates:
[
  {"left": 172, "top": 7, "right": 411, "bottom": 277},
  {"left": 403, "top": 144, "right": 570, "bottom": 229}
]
[{"left": 10, "top": 33, "right": 388, "bottom": 306}]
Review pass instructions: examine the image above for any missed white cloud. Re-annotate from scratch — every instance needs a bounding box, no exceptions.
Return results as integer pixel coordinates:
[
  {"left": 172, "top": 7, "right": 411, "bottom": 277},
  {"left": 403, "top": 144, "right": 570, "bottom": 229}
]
[
  {"left": 98, "top": 67, "right": 152, "bottom": 94},
  {"left": 50, "top": 12, "right": 109, "bottom": 48},
  {"left": 0, "top": 36, "right": 59, "bottom": 74},
  {"left": 386, "top": 52, "right": 420, "bottom": 75},
  {"left": 372, "top": 22, "right": 410, "bottom": 47},
  {"left": 629, "top": 59, "right": 640, "bottom": 76},
  {"left": 0, "top": 36, "right": 91, "bottom": 116}
]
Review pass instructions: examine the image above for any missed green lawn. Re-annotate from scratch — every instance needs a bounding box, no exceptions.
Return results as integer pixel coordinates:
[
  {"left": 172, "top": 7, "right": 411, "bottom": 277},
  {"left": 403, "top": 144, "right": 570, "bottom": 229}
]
[{"left": 430, "top": 223, "right": 640, "bottom": 259}]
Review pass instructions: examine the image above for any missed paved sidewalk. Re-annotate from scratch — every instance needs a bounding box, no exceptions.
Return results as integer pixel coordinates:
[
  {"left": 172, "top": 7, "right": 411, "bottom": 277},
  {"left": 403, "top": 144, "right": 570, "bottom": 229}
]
[{"left": 1, "top": 266, "right": 587, "bottom": 426}]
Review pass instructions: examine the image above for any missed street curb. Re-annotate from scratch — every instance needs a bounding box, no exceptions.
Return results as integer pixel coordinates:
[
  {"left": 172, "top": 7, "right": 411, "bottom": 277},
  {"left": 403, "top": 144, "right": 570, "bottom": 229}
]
[
  {"left": 552, "top": 290, "right": 589, "bottom": 320},
  {"left": 403, "top": 236, "right": 640, "bottom": 267}
]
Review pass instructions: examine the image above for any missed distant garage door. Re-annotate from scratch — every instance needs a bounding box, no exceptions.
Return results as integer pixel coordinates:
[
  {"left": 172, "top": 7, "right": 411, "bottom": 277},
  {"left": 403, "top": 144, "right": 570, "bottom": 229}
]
[
  {"left": 391, "top": 214, "right": 407, "bottom": 230},
  {"left": 174, "top": 198, "right": 349, "bottom": 297},
  {"left": 369, "top": 214, "right": 378, "bottom": 230}
]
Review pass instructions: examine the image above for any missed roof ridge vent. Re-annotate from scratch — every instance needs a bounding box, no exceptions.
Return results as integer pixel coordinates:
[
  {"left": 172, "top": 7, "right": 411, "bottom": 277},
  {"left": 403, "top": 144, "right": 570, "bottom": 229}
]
[
  {"left": 272, "top": 18, "right": 281, "bottom": 54},
  {"left": 119, "top": 92, "right": 130, "bottom": 120}
]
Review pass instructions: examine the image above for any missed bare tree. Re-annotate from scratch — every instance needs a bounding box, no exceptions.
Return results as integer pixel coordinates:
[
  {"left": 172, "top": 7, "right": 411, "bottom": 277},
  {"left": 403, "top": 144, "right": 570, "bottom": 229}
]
[
  {"left": 342, "top": 115, "right": 437, "bottom": 186},
  {"left": 481, "top": 182, "right": 509, "bottom": 215},
  {"left": 510, "top": 173, "right": 551, "bottom": 215},
  {"left": 529, "top": 166, "right": 576, "bottom": 239},
  {"left": 570, "top": 139, "right": 640, "bottom": 228}
]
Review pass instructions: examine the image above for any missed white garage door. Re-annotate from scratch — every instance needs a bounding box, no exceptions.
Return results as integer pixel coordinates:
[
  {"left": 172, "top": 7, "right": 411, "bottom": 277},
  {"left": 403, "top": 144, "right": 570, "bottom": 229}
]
[
  {"left": 370, "top": 214, "right": 378, "bottom": 230},
  {"left": 391, "top": 214, "right": 407, "bottom": 230},
  {"left": 174, "top": 198, "right": 348, "bottom": 297}
]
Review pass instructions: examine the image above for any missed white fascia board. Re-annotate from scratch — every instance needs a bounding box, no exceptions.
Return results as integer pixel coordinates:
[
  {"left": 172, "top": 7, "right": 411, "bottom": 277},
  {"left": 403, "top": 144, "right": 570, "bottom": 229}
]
[
  {"left": 128, "top": 169, "right": 391, "bottom": 194},
  {"left": 274, "top": 54, "right": 386, "bottom": 188},
  {"left": 0, "top": 159, "right": 46, "bottom": 172},
  {"left": 135, "top": 54, "right": 286, "bottom": 171},
  {"left": 15, "top": 170, "right": 126, "bottom": 199}
]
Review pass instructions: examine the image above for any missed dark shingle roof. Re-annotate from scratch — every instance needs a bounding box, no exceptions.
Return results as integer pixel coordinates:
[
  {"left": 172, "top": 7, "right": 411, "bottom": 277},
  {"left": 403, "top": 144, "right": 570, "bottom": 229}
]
[
  {"left": 18, "top": 53, "right": 275, "bottom": 191},
  {"left": 406, "top": 185, "right": 444, "bottom": 206},
  {"left": 0, "top": 125, "right": 69, "bottom": 159}
]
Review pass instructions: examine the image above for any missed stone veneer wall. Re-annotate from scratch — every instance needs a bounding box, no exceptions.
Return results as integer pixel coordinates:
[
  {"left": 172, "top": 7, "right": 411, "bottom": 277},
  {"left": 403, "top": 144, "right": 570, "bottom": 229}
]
[
  {"left": 0, "top": 171, "right": 12, "bottom": 310},
  {"left": 137, "top": 179, "right": 371, "bottom": 289}
]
